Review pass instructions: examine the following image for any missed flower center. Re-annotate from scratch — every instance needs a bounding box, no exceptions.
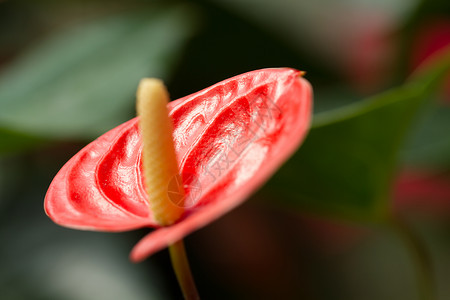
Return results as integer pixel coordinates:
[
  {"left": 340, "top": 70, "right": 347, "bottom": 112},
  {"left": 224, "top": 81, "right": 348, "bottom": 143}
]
[{"left": 136, "top": 78, "right": 185, "bottom": 226}]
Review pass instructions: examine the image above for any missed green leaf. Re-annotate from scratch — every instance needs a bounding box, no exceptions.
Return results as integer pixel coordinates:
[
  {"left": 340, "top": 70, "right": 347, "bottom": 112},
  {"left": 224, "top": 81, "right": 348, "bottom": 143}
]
[
  {"left": 263, "top": 50, "right": 450, "bottom": 221},
  {"left": 402, "top": 103, "right": 450, "bottom": 169},
  {"left": 0, "top": 5, "right": 198, "bottom": 148},
  {"left": 0, "top": 128, "right": 45, "bottom": 154}
]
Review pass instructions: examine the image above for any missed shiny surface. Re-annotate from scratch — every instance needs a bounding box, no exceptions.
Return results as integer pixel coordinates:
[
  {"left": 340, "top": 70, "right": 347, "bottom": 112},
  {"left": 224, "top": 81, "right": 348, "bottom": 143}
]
[{"left": 45, "top": 68, "right": 312, "bottom": 245}]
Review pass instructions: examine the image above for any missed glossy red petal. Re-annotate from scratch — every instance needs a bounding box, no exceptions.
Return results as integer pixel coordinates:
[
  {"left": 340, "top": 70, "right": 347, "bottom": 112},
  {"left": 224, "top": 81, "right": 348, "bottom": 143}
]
[
  {"left": 131, "top": 69, "right": 312, "bottom": 260},
  {"left": 45, "top": 68, "right": 312, "bottom": 237},
  {"left": 44, "top": 119, "right": 156, "bottom": 231}
]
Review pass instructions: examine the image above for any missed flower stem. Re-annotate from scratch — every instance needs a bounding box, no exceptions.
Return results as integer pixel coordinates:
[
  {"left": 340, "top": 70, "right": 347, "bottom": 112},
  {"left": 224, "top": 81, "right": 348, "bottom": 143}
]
[
  {"left": 390, "top": 216, "right": 436, "bottom": 300},
  {"left": 169, "top": 240, "right": 200, "bottom": 300}
]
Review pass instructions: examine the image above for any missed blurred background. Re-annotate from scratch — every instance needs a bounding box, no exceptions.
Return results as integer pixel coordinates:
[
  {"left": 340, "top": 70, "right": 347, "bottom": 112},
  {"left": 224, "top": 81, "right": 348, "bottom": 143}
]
[{"left": 1, "top": 0, "right": 450, "bottom": 299}]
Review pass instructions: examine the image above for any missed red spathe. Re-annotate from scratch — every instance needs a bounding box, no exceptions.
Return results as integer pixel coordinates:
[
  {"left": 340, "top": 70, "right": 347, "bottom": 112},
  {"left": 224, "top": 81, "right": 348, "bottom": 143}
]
[{"left": 44, "top": 68, "right": 313, "bottom": 262}]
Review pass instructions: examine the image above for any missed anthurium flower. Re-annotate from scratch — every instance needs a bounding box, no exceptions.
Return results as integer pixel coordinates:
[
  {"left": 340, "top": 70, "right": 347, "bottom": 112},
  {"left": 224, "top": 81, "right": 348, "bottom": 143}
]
[{"left": 44, "top": 68, "right": 312, "bottom": 262}]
